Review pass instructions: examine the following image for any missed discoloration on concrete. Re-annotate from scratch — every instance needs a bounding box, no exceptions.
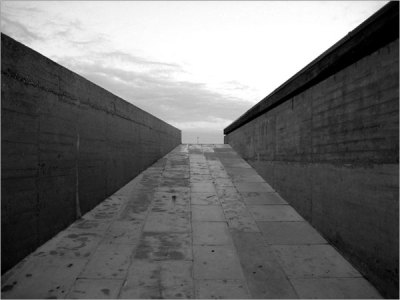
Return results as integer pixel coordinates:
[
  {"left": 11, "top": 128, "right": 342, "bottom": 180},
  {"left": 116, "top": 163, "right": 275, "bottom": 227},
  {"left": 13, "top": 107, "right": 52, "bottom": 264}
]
[
  {"left": 67, "top": 279, "right": 123, "bottom": 299},
  {"left": 102, "top": 220, "right": 142, "bottom": 245},
  {"left": 195, "top": 279, "right": 250, "bottom": 299},
  {"left": 35, "top": 230, "right": 103, "bottom": 259},
  {"left": 79, "top": 243, "right": 135, "bottom": 279},
  {"left": 121, "top": 260, "right": 194, "bottom": 299},
  {"left": 135, "top": 232, "right": 192, "bottom": 261}
]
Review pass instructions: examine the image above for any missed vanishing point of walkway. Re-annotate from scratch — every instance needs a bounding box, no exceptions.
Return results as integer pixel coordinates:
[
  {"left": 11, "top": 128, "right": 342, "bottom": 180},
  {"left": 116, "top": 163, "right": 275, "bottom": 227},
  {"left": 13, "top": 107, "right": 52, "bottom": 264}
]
[{"left": 1, "top": 144, "right": 381, "bottom": 299}]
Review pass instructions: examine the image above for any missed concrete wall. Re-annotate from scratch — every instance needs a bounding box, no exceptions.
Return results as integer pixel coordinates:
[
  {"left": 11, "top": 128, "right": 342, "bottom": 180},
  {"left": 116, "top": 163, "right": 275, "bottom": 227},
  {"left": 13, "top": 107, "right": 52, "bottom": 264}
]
[
  {"left": 1, "top": 34, "right": 181, "bottom": 273},
  {"left": 224, "top": 3, "right": 398, "bottom": 298}
]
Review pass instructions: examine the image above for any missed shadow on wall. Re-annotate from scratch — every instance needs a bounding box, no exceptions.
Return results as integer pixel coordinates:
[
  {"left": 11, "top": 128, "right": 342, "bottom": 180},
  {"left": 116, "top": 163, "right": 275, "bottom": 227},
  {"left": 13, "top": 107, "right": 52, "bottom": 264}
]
[
  {"left": 224, "top": 2, "right": 399, "bottom": 298},
  {"left": 1, "top": 33, "right": 181, "bottom": 274}
]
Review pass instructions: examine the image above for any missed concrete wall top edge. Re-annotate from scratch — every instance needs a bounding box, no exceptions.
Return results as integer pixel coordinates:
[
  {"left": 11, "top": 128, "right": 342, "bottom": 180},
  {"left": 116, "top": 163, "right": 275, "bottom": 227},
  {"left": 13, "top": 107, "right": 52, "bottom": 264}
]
[
  {"left": 224, "top": 1, "right": 399, "bottom": 135},
  {"left": 1, "top": 32, "right": 181, "bottom": 135}
]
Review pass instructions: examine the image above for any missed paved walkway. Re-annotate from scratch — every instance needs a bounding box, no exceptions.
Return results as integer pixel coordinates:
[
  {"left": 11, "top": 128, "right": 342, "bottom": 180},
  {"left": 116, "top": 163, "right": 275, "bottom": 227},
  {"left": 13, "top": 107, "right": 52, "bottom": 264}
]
[{"left": 2, "top": 144, "right": 381, "bottom": 299}]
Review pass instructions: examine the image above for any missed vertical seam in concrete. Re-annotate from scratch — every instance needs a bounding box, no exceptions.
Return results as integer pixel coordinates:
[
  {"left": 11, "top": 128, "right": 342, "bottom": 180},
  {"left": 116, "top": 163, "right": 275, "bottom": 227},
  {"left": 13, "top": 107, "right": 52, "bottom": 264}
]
[
  {"left": 310, "top": 86, "right": 314, "bottom": 225},
  {"left": 75, "top": 88, "right": 82, "bottom": 219},
  {"left": 36, "top": 89, "right": 41, "bottom": 247},
  {"left": 75, "top": 132, "right": 81, "bottom": 219},
  {"left": 187, "top": 144, "right": 196, "bottom": 299},
  {"left": 105, "top": 112, "right": 109, "bottom": 199}
]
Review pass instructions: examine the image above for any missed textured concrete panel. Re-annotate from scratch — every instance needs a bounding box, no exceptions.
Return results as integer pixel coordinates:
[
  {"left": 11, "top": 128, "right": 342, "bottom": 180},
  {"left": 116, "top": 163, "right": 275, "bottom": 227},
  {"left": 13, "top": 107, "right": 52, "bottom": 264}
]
[
  {"left": 1, "top": 33, "right": 181, "bottom": 273},
  {"left": 224, "top": 5, "right": 399, "bottom": 297}
]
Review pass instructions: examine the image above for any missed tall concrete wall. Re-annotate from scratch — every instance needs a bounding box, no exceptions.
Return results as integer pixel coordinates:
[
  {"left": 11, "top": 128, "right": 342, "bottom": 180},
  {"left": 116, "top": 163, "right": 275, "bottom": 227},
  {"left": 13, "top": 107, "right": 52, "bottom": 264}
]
[
  {"left": 1, "top": 34, "right": 181, "bottom": 273},
  {"left": 224, "top": 3, "right": 398, "bottom": 298}
]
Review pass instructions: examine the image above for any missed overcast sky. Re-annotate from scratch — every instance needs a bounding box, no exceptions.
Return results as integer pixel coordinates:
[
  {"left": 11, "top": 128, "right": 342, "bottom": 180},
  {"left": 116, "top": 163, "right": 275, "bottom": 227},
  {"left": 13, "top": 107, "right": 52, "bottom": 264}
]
[{"left": 1, "top": 1, "right": 388, "bottom": 143}]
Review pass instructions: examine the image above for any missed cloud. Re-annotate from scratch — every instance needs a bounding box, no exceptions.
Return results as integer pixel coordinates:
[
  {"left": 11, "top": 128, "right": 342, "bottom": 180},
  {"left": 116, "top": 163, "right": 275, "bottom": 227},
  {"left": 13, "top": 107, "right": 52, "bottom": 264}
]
[
  {"left": 66, "top": 58, "right": 252, "bottom": 127},
  {"left": 52, "top": 53, "right": 251, "bottom": 144},
  {"left": 1, "top": 15, "right": 43, "bottom": 43},
  {"left": 1, "top": 2, "right": 254, "bottom": 143},
  {"left": 102, "top": 50, "right": 181, "bottom": 69}
]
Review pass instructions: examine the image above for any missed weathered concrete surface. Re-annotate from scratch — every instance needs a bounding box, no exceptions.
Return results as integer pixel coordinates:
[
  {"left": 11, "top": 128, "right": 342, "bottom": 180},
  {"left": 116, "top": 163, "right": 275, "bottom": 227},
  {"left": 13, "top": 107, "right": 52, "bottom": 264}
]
[
  {"left": 1, "top": 144, "right": 381, "bottom": 299},
  {"left": 224, "top": 3, "right": 399, "bottom": 298},
  {"left": 1, "top": 33, "right": 181, "bottom": 274}
]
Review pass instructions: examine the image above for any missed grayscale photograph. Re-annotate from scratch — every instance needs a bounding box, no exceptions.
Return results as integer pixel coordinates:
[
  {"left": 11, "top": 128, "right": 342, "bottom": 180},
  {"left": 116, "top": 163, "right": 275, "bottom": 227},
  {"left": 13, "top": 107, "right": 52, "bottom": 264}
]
[{"left": 1, "top": 1, "right": 398, "bottom": 299}]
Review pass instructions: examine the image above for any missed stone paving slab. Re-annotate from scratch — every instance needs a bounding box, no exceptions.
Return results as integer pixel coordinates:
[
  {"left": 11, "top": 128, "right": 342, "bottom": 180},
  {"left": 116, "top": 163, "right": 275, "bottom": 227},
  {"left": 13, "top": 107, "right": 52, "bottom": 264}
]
[
  {"left": 193, "top": 221, "right": 232, "bottom": 245},
  {"left": 235, "top": 181, "right": 275, "bottom": 193},
  {"left": 214, "top": 178, "right": 235, "bottom": 187},
  {"left": 152, "top": 191, "right": 190, "bottom": 212},
  {"left": 79, "top": 243, "right": 136, "bottom": 279},
  {"left": 190, "top": 182, "right": 216, "bottom": 193},
  {"left": 190, "top": 192, "right": 219, "bottom": 205},
  {"left": 120, "top": 260, "right": 193, "bottom": 299},
  {"left": 1, "top": 144, "right": 382, "bottom": 299},
  {"left": 143, "top": 211, "right": 191, "bottom": 232},
  {"left": 134, "top": 232, "right": 192, "bottom": 261},
  {"left": 35, "top": 229, "right": 104, "bottom": 259},
  {"left": 192, "top": 205, "right": 225, "bottom": 221},
  {"left": 102, "top": 220, "right": 142, "bottom": 244},
  {"left": 272, "top": 244, "right": 362, "bottom": 278},
  {"left": 241, "top": 191, "right": 288, "bottom": 205},
  {"left": 1, "top": 256, "right": 87, "bottom": 299},
  {"left": 224, "top": 167, "right": 261, "bottom": 177},
  {"left": 231, "top": 231, "right": 298, "bottom": 298},
  {"left": 290, "top": 277, "right": 382, "bottom": 299},
  {"left": 190, "top": 174, "right": 213, "bottom": 182},
  {"left": 258, "top": 221, "right": 327, "bottom": 245},
  {"left": 66, "top": 278, "right": 124, "bottom": 299},
  {"left": 249, "top": 205, "right": 304, "bottom": 221},
  {"left": 193, "top": 245, "right": 244, "bottom": 280},
  {"left": 195, "top": 279, "right": 250, "bottom": 299}
]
